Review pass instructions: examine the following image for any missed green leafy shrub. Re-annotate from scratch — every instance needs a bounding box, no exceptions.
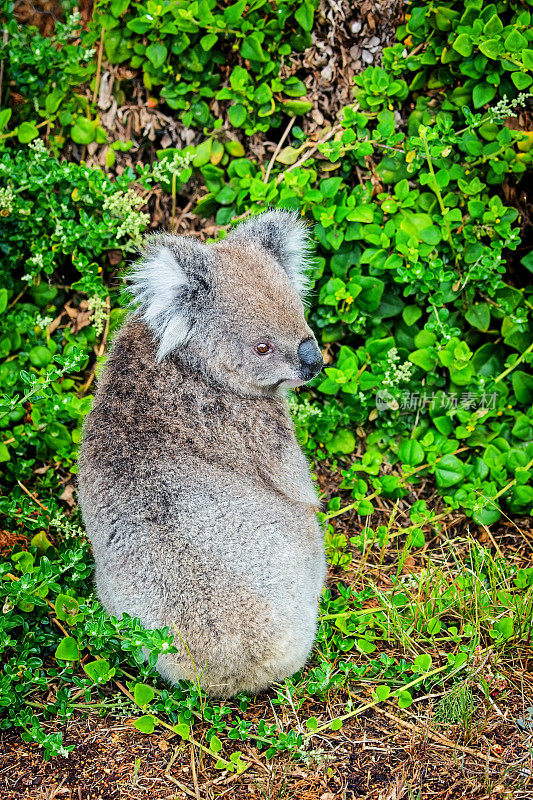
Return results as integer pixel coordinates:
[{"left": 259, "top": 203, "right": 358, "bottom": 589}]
[
  {"left": 0, "top": 141, "right": 148, "bottom": 483},
  {"left": 0, "top": 3, "right": 102, "bottom": 148},
  {"left": 396, "top": 0, "right": 533, "bottom": 108},
  {"left": 163, "top": 74, "right": 533, "bottom": 524},
  {"left": 91, "top": 0, "right": 316, "bottom": 132}
]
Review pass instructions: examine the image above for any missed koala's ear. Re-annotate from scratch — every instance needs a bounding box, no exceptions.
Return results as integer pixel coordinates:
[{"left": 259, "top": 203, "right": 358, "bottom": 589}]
[
  {"left": 226, "top": 209, "right": 312, "bottom": 296},
  {"left": 128, "top": 234, "right": 211, "bottom": 361}
]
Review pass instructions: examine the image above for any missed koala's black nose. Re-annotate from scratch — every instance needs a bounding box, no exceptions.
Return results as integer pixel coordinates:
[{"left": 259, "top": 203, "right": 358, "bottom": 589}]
[{"left": 298, "top": 339, "right": 324, "bottom": 380}]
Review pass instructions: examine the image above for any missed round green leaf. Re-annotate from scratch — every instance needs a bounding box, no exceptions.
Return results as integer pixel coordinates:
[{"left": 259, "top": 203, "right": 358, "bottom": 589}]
[
  {"left": 55, "top": 636, "right": 80, "bottom": 661},
  {"left": 465, "top": 303, "right": 490, "bottom": 331},
  {"left": 134, "top": 683, "right": 155, "bottom": 707},
  {"left": 397, "top": 690, "right": 413, "bottom": 709},
  {"left": 17, "top": 121, "right": 39, "bottom": 143},
  {"left": 146, "top": 42, "right": 167, "bottom": 69},
  {"left": 434, "top": 454, "right": 465, "bottom": 488},
  {"left": 375, "top": 685, "right": 391, "bottom": 701},
  {"left": 413, "top": 654, "right": 432, "bottom": 673},
  {"left": 399, "top": 439, "right": 425, "bottom": 466},
  {"left": 134, "top": 714, "right": 157, "bottom": 734},
  {"left": 228, "top": 104, "right": 247, "bottom": 127}
]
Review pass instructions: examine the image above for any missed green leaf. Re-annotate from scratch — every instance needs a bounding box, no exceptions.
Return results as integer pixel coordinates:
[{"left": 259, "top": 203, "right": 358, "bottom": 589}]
[
  {"left": 0, "top": 442, "right": 12, "bottom": 462},
  {"left": 29, "top": 346, "right": 53, "bottom": 368},
  {"left": 523, "top": 49, "right": 533, "bottom": 71},
  {"left": 521, "top": 250, "right": 533, "bottom": 274},
  {"left": 491, "top": 616, "right": 514, "bottom": 640},
  {"left": 241, "top": 34, "right": 267, "bottom": 62},
  {"left": 472, "top": 83, "right": 496, "bottom": 108},
  {"left": 483, "top": 14, "right": 503, "bottom": 35},
  {"left": 0, "top": 108, "right": 12, "bottom": 132},
  {"left": 512, "top": 371, "right": 533, "bottom": 403},
  {"left": 478, "top": 39, "right": 500, "bottom": 60},
  {"left": 110, "top": 0, "right": 129, "bottom": 16},
  {"left": 134, "top": 715, "right": 156, "bottom": 734},
  {"left": 192, "top": 139, "right": 212, "bottom": 167},
  {"left": 397, "top": 690, "right": 413, "bottom": 709},
  {"left": 55, "top": 636, "right": 80, "bottom": 661},
  {"left": 228, "top": 104, "right": 247, "bottom": 127},
  {"left": 200, "top": 33, "right": 217, "bottom": 51},
  {"left": 224, "top": 140, "right": 245, "bottom": 158},
  {"left": 426, "top": 618, "right": 441, "bottom": 635},
  {"left": 413, "top": 654, "right": 432, "bottom": 673},
  {"left": 350, "top": 205, "right": 374, "bottom": 223},
  {"left": 134, "top": 683, "right": 155, "bottom": 707},
  {"left": 512, "top": 415, "right": 532, "bottom": 441},
  {"left": 434, "top": 454, "right": 464, "bottom": 488},
  {"left": 71, "top": 118, "right": 96, "bottom": 145},
  {"left": 330, "top": 718, "right": 343, "bottom": 731},
  {"left": 409, "top": 348, "right": 437, "bottom": 371},
  {"left": 17, "top": 121, "right": 39, "bottom": 144},
  {"left": 512, "top": 71, "right": 533, "bottom": 90},
  {"left": 399, "top": 439, "right": 425, "bottom": 466},
  {"left": 306, "top": 716, "right": 318, "bottom": 730},
  {"left": 282, "top": 100, "right": 313, "bottom": 116},
  {"left": 328, "top": 428, "right": 356, "bottom": 455},
  {"left": 30, "top": 531, "right": 53, "bottom": 553},
  {"left": 55, "top": 594, "right": 80, "bottom": 621},
  {"left": 0, "top": 289, "right": 8, "bottom": 315},
  {"left": 173, "top": 723, "right": 190, "bottom": 739},
  {"left": 452, "top": 33, "right": 473, "bottom": 57},
  {"left": 295, "top": 1, "right": 314, "bottom": 32},
  {"left": 224, "top": 0, "right": 246, "bottom": 24},
  {"left": 465, "top": 303, "right": 490, "bottom": 331},
  {"left": 357, "top": 637, "right": 377, "bottom": 654},
  {"left": 375, "top": 685, "right": 391, "bottom": 702},
  {"left": 210, "top": 734, "right": 223, "bottom": 753},
  {"left": 146, "top": 42, "right": 167, "bottom": 69},
  {"left": 402, "top": 305, "right": 422, "bottom": 326},
  {"left": 276, "top": 145, "right": 305, "bottom": 165},
  {"left": 473, "top": 504, "right": 501, "bottom": 526},
  {"left": 504, "top": 29, "right": 528, "bottom": 52},
  {"left": 84, "top": 659, "right": 114, "bottom": 683}
]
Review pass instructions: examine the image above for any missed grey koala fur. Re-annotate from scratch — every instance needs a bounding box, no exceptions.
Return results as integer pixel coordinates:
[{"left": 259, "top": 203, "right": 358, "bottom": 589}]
[{"left": 78, "top": 210, "right": 327, "bottom": 698}]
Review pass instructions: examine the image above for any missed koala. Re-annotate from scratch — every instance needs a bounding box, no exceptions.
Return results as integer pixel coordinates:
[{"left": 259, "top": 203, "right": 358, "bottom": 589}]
[{"left": 78, "top": 209, "right": 327, "bottom": 698}]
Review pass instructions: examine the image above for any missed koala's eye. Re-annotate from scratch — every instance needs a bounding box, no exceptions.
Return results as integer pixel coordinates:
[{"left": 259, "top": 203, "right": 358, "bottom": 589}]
[{"left": 254, "top": 342, "right": 273, "bottom": 356}]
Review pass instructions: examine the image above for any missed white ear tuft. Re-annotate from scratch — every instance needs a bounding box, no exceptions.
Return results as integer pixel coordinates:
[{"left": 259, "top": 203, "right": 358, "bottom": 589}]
[
  {"left": 127, "top": 234, "right": 209, "bottom": 361},
  {"left": 226, "top": 209, "right": 313, "bottom": 297}
]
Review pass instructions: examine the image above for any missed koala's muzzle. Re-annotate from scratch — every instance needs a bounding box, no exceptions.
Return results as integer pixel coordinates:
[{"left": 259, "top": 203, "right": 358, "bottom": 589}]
[{"left": 298, "top": 338, "right": 324, "bottom": 380}]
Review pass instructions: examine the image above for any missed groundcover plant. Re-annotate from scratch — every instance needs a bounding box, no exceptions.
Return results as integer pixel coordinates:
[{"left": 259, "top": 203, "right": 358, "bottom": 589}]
[{"left": 0, "top": 0, "right": 532, "bottom": 796}]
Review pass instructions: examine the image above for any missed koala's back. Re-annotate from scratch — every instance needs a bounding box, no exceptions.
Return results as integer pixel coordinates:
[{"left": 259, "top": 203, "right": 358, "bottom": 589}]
[{"left": 79, "top": 319, "right": 326, "bottom": 696}]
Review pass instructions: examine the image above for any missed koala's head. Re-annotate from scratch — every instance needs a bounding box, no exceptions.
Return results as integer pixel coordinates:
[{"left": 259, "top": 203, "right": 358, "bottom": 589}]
[{"left": 128, "top": 210, "right": 323, "bottom": 397}]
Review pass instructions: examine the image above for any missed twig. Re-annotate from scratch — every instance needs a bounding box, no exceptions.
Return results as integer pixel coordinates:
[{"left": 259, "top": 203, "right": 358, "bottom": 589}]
[
  {"left": 494, "top": 341, "right": 533, "bottom": 384},
  {"left": 275, "top": 124, "right": 342, "bottom": 184},
  {"left": 263, "top": 117, "right": 296, "bottom": 183},
  {"left": 375, "top": 704, "right": 504, "bottom": 766},
  {"left": 305, "top": 663, "right": 450, "bottom": 735},
  {"left": 95, "top": 295, "right": 111, "bottom": 357},
  {"left": 17, "top": 480, "right": 49, "bottom": 512},
  {"left": 0, "top": 28, "right": 8, "bottom": 107},
  {"left": 165, "top": 745, "right": 198, "bottom": 800},
  {"left": 190, "top": 741, "right": 202, "bottom": 800},
  {"left": 8, "top": 287, "right": 26, "bottom": 310},
  {"left": 92, "top": 27, "right": 105, "bottom": 105}
]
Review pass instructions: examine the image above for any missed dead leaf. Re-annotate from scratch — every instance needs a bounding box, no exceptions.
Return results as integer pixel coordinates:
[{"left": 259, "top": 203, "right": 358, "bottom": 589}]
[
  {"left": 64, "top": 301, "right": 92, "bottom": 334},
  {"left": 107, "top": 249, "right": 124, "bottom": 266},
  {"left": 60, "top": 484, "right": 76, "bottom": 508}
]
